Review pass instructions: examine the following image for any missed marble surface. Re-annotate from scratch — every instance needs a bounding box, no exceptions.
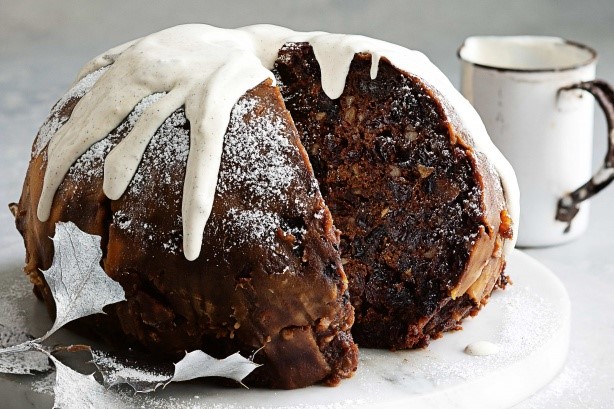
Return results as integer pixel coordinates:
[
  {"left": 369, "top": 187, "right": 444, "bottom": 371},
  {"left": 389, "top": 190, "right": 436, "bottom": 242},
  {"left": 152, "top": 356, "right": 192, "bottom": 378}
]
[{"left": 1, "top": 1, "right": 613, "bottom": 407}]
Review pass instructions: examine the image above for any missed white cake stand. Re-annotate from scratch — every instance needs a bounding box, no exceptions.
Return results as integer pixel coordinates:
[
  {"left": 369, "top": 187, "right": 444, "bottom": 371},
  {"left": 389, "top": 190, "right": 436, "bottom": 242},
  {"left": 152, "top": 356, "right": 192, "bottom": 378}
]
[{"left": 0, "top": 247, "right": 570, "bottom": 409}]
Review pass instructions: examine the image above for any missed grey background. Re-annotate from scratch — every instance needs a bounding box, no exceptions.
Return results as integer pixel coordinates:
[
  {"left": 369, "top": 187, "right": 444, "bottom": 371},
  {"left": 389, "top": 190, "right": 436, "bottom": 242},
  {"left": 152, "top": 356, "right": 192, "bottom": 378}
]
[
  {"left": 2, "top": 0, "right": 614, "bottom": 232},
  {"left": 1, "top": 1, "right": 613, "bottom": 407}
]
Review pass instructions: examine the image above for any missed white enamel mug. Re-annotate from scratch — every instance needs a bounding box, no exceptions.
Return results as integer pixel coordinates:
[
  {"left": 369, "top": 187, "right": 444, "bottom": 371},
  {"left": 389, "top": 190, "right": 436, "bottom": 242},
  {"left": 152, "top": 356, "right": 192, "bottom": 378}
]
[{"left": 459, "top": 36, "right": 614, "bottom": 247}]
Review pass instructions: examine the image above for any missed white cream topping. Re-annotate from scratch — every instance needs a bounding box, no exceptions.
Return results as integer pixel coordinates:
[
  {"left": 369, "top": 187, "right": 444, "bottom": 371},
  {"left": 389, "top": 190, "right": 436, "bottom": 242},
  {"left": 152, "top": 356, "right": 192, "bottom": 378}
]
[
  {"left": 464, "top": 341, "right": 500, "bottom": 356},
  {"left": 36, "top": 23, "right": 519, "bottom": 261}
]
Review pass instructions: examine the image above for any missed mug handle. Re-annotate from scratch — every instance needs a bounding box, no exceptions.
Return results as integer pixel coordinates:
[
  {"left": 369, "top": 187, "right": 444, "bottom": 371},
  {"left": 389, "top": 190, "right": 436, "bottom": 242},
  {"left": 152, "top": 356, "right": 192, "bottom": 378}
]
[{"left": 555, "top": 80, "right": 614, "bottom": 231}]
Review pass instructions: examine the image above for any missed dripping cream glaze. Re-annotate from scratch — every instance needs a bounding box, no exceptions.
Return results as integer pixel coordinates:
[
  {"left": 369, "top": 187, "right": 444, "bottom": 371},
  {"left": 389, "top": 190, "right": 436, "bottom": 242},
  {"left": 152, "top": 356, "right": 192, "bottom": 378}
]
[{"left": 35, "top": 24, "right": 519, "bottom": 261}]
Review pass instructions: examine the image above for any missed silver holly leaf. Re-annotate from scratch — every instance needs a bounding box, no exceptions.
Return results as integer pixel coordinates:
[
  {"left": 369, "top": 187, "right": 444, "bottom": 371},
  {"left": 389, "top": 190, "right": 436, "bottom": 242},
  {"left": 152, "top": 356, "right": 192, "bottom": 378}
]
[
  {"left": 0, "top": 219, "right": 259, "bottom": 404},
  {"left": 0, "top": 324, "right": 51, "bottom": 375},
  {"left": 49, "top": 355, "right": 127, "bottom": 409},
  {"left": 91, "top": 348, "right": 260, "bottom": 393},
  {"left": 41, "top": 221, "right": 126, "bottom": 340},
  {"left": 168, "top": 350, "right": 260, "bottom": 386}
]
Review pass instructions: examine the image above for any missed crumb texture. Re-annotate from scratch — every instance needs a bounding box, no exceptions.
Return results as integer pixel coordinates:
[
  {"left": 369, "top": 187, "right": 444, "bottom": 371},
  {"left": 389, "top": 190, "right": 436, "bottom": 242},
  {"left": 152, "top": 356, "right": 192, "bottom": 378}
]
[{"left": 275, "top": 43, "right": 507, "bottom": 349}]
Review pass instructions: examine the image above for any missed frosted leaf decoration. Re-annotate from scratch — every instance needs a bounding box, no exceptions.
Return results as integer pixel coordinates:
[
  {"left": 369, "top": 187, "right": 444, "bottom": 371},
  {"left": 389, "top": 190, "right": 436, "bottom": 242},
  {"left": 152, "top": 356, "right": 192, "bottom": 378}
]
[
  {"left": 0, "top": 222, "right": 122, "bottom": 363},
  {"left": 0, "top": 222, "right": 124, "bottom": 376},
  {"left": 49, "top": 355, "right": 128, "bottom": 409},
  {"left": 0, "top": 220, "right": 261, "bottom": 405},
  {"left": 169, "top": 350, "right": 260, "bottom": 386},
  {"left": 0, "top": 325, "right": 51, "bottom": 375},
  {"left": 41, "top": 221, "right": 126, "bottom": 339},
  {"left": 91, "top": 349, "right": 260, "bottom": 393}
]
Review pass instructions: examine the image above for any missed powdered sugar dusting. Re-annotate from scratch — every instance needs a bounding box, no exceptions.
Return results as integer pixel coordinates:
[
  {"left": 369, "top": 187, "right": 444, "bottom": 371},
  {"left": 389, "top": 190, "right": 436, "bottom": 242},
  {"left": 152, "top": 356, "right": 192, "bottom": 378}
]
[
  {"left": 109, "top": 106, "right": 189, "bottom": 255},
  {"left": 126, "top": 108, "right": 189, "bottom": 197},
  {"left": 66, "top": 92, "right": 168, "bottom": 185},
  {"left": 30, "top": 371, "right": 55, "bottom": 395},
  {"left": 130, "top": 93, "right": 316, "bottom": 258},
  {"left": 405, "top": 285, "right": 561, "bottom": 386},
  {"left": 102, "top": 94, "right": 320, "bottom": 262},
  {"left": 121, "top": 93, "right": 166, "bottom": 131},
  {"left": 33, "top": 67, "right": 109, "bottom": 158},
  {"left": 222, "top": 209, "right": 281, "bottom": 251},
  {"left": 126, "top": 396, "right": 366, "bottom": 409},
  {"left": 515, "top": 362, "right": 607, "bottom": 409},
  {"left": 97, "top": 358, "right": 169, "bottom": 385},
  {"left": 58, "top": 93, "right": 189, "bottom": 256},
  {"left": 0, "top": 324, "right": 51, "bottom": 375},
  {"left": 0, "top": 272, "right": 30, "bottom": 331},
  {"left": 113, "top": 210, "right": 132, "bottom": 230},
  {"left": 91, "top": 350, "right": 170, "bottom": 392},
  {"left": 214, "top": 96, "right": 308, "bottom": 254},
  {"left": 66, "top": 137, "right": 114, "bottom": 182},
  {"left": 218, "top": 97, "right": 302, "bottom": 205}
]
